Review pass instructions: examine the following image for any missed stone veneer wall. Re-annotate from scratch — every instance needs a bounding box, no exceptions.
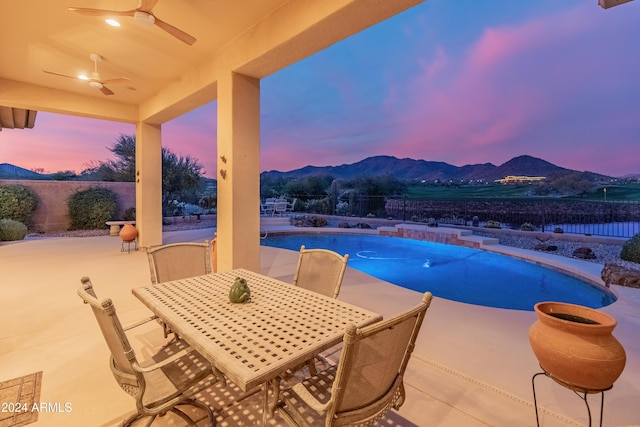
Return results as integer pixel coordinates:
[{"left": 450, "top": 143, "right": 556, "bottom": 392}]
[
  {"left": 378, "top": 224, "right": 494, "bottom": 249},
  {"left": 0, "top": 179, "right": 135, "bottom": 232}
]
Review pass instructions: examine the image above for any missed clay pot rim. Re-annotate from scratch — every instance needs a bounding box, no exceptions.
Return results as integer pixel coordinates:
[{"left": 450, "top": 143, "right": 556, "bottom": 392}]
[{"left": 534, "top": 301, "right": 616, "bottom": 328}]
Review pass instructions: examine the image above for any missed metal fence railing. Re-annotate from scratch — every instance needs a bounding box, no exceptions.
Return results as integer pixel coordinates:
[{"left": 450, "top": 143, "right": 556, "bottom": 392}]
[{"left": 288, "top": 195, "right": 640, "bottom": 238}]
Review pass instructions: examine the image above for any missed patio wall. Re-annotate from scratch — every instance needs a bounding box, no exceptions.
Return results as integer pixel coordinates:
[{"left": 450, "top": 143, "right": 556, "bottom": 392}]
[{"left": 0, "top": 179, "right": 135, "bottom": 232}]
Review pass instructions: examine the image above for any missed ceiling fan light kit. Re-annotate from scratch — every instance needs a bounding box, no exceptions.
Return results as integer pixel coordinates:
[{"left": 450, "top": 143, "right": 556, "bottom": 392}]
[{"left": 133, "top": 11, "right": 155, "bottom": 26}]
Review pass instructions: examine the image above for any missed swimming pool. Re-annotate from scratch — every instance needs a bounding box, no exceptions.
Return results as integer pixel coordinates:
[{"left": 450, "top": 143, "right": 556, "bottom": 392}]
[{"left": 261, "top": 233, "right": 616, "bottom": 311}]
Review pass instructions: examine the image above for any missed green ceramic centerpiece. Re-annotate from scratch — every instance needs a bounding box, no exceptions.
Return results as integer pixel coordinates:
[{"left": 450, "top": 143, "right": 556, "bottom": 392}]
[{"left": 229, "top": 277, "right": 251, "bottom": 303}]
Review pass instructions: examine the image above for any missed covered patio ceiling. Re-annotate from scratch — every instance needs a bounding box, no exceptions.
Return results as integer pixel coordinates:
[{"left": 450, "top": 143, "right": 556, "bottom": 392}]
[
  {"left": 0, "top": 0, "right": 425, "bottom": 269},
  {"left": 0, "top": 0, "right": 423, "bottom": 124}
]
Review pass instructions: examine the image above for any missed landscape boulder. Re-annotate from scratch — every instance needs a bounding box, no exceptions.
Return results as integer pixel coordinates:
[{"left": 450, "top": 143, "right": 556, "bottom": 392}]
[
  {"left": 601, "top": 262, "right": 640, "bottom": 289},
  {"left": 573, "top": 247, "right": 596, "bottom": 260},
  {"left": 533, "top": 243, "right": 558, "bottom": 252}
]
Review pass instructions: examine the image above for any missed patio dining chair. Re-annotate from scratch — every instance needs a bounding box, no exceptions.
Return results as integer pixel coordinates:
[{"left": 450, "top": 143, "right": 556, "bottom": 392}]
[
  {"left": 147, "top": 240, "right": 212, "bottom": 284},
  {"left": 293, "top": 245, "right": 349, "bottom": 299},
  {"left": 147, "top": 240, "right": 212, "bottom": 338},
  {"left": 77, "top": 277, "right": 224, "bottom": 427},
  {"left": 274, "top": 199, "right": 289, "bottom": 216},
  {"left": 272, "top": 292, "right": 433, "bottom": 427},
  {"left": 292, "top": 245, "right": 350, "bottom": 375}
]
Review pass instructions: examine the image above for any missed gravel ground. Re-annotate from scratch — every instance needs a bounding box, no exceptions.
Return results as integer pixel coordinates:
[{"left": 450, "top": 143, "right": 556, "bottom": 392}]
[
  {"left": 473, "top": 230, "right": 640, "bottom": 269},
  {"left": 26, "top": 218, "right": 640, "bottom": 270}
]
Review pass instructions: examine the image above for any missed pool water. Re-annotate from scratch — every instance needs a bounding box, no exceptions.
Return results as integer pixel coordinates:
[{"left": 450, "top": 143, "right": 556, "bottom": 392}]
[{"left": 261, "top": 233, "right": 616, "bottom": 311}]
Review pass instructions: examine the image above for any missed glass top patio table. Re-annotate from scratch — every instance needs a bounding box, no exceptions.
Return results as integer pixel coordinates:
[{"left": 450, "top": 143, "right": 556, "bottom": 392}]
[{"left": 132, "top": 268, "right": 382, "bottom": 421}]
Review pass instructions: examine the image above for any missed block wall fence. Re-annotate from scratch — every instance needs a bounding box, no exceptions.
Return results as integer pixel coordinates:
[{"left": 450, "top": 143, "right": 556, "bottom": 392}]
[{"left": 0, "top": 179, "right": 135, "bottom": 233}]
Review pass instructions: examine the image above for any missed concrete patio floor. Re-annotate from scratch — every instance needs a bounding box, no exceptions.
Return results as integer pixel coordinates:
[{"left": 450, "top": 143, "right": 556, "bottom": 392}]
[{"left": 1, "top": 226, "right": 639, "bottom": 427}]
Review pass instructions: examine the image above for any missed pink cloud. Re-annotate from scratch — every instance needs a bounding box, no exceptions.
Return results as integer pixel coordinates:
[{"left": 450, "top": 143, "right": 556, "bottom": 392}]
[
  {"left": 0, "top": 114, "right": 133, "bottom": 173},
  {"left": 384, "top": 3, "right": 636, "bottom": 172}
]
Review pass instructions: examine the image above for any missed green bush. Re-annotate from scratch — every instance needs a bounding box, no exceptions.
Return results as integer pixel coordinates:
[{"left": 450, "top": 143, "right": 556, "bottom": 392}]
[
  {"left": 68, "top": 188, "right": 117, "bottom": 230},
  {"left": 620, "top": 233, "right": 640, "bottom": 264},
  {"left": 484, "top": 220, "right": 501, "bottom": 229},
  {"left": 0, "top": 218, "right": 28, "bottom": 241},
  {"left": 471, "top": 216, "right": 480, "bottom": 227},
  {"left": 554, "top": 227, "right": 564, "bottom": 234},
  {"left": 123, "top": 207, "right": 136, "bottom": 221},
  {"left": 520, "top": 222, "right": 535, "bottom": 231},
  {"left": 0, "top": 185, "right": 38, "bottom": 226}
]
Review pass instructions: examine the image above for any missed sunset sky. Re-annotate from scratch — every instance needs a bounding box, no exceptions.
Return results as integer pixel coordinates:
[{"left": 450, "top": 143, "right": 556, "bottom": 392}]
[{"left": 2, "top": 0, "right": 639, "bottom": 178}]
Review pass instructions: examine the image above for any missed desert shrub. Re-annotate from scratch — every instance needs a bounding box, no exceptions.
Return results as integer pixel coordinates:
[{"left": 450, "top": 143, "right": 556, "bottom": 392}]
[
  {"left": 335, "top": 201, "right": 350, "bottom": 216},
  {"left": 199, "top": 195, "right": 216, "bottom": 211},
  {"left": 620, "top": 233, "right": 640, "bottom": 264},
  {"left": 484, "top": 220, "right": 501, "bottom": 229},
  {"left": 123, "top": 207, "right": 136, "bottom": 221},
  {"left": 0, "top": 185, "right": 38, "bottom": 226},
  {"left": 554, "top": 227, "right": 564, "bottom": 234},
  {"left": 68, "top": 188, "right": 117, "bottom": 230},
  {"left": 520, "top": 222, "right": 535, "bottom": 232},
  {"left": 0, "top": 218, "right": 28, "bottom": 241}
]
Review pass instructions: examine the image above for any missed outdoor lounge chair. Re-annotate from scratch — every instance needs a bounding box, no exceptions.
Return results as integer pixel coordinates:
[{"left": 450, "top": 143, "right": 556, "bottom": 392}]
[
  {"left": 293, "top": 245, "right": 349, "bottom": 299},
  {"left": 77, "top": 277, "right": 224, "bottom": 427},
  {"left": 147, "top": 240, "right": 212, "bottom": 284},
  {"left": 272, "top": 292, "right": 433, "bottom": 427}
]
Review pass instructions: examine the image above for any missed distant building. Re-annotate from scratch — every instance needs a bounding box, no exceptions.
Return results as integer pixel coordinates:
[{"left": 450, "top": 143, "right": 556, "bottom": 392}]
[{"left": 495, "top": 175, "right": 546, "bottom": 184}]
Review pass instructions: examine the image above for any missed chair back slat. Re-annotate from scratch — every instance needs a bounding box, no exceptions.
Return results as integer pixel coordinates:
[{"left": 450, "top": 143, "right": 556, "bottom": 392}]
[{"left": 147, "top": 241, "right": 211, "bottom": 284}]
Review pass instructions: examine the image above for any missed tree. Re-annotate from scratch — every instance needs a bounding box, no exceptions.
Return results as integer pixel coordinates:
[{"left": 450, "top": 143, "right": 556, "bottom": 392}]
[
  {"left": 284, "top": 176, "right": 334, "bottom": 200},
  {"left": 161, "top": 148, "right": 204, "bottom": 216},
  {"left": 108, "top": 134, "right": 137, "bottom": 181},
  {"left": 51, "top": 170, "right": 77, "bottom": 181},
  {"left": 345, "top": 174, "right": 407, "bottom": 196},
  {"left": 92, "top": 134, "right": 205, "bottom": 215}
]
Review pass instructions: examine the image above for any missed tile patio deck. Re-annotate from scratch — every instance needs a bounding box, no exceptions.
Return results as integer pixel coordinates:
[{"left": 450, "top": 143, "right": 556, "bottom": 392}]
[{"left": 1, "top": 226, "right": 639, "bottom": 426}]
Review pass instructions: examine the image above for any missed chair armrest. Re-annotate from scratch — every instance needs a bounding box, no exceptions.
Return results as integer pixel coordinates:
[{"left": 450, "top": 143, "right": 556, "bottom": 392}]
[
  {"left": 289, "top": 382, "right": 332, "bottom": 413},
  {"left": 123, "top": 315, "right": 158, "bottom": 331}
]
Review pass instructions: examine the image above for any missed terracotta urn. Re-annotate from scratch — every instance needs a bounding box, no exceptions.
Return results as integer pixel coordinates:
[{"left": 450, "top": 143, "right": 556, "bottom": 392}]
[
  {"left": 119, "top": 223, "right": 138, "bottom": 242},
  {"left": 528, "top": 301, "right": 626, "bottom": 391}
]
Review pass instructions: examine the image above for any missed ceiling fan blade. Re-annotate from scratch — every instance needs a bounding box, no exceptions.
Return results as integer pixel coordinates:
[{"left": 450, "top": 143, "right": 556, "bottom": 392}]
[
  {"left": 138, "top": 0, "right": 159, "bottom": 13},
  {"left": 43, "top": 70, "right": 79, "bottom": 80},
  {"left": 100, "top": 86, "right": 115, "bottom": 96},
  {"left": 68, "top": 7, "right": 136, "bottom": 17},
  {"left": 154, "top": 17, "right": 196, "bottom": 45},
  {"left": 100, "top": 77, "right": 130, "bottom": 85}
]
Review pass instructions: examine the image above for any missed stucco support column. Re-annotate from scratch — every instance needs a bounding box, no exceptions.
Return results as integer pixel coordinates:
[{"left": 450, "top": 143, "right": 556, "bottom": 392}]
[
  {"left": 136, "top": 121, "right": 163, "bottom": 248},
  {"left": 217, "top": 72, "right": 261, "bottom": 272}
]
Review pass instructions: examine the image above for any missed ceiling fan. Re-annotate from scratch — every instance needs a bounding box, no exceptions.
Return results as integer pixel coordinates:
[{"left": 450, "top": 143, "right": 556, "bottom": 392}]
[
  {"left": 68, "top": 0, "right": 196, "bottom": 46},
  {"left": 43, "top": 53, "right": 129, "bottom": 96}
]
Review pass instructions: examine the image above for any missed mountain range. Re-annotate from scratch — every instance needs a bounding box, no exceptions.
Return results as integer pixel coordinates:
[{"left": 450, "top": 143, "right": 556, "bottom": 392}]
[
  {"left": 261, "top": 155, "right": 605, "bottom": 181},
  {"left": 2, "top": 155, "right": 611, "bottom": 182},
  {"left": 0, "top": 163, "right": 51, "bottom": 179}
]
